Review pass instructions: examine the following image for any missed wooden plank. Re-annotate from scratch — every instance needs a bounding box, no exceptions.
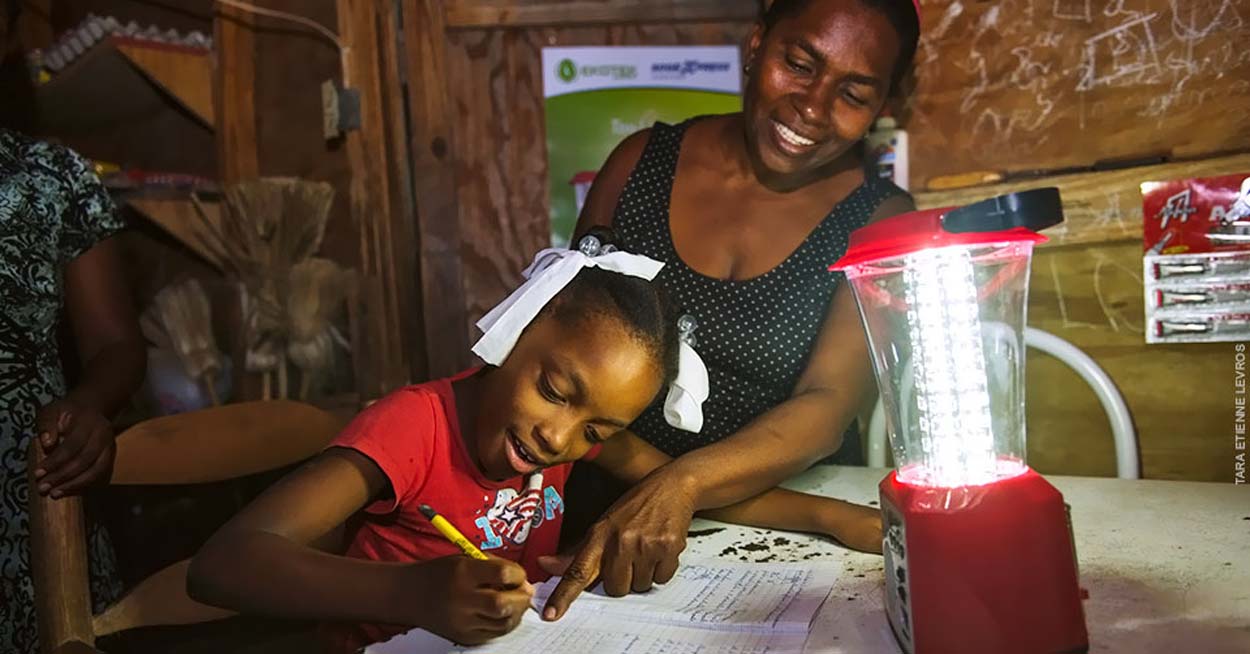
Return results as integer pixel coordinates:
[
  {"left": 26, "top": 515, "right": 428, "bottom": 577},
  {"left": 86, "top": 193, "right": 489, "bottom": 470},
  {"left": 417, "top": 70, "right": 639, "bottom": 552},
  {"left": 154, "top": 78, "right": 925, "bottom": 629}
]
[
  {"left": 402, "top": 0, "right": 472, "bottom": 378},
  {"left": 27, "top": 445, "right": 94, "bottom": 652},
  {"left": 127, "top": 197, "right": 225, "bottom": 269},
  {"left": 213, "top": 3, "right": 260, "bottom": 402},
  {"left": 338, "top": 0, "right": 402, "bottom": 396},
  {"left": 212, "top": 1, "right": 259, "bottom": 182},
  {"left": 907, "top": 0, "right": 1250, "bottom": 187},
  {"left": 913, "top": 153, "right": 1250, "bottom": 248},
  {"left": 376, "top": 1, "right": 427, "bottom": 382},
  {"left": 445, "top": 0, "right": 761, "bottom": 29},
  {"left": 117, "top": 41, "right": 215, "bottom": 126}
]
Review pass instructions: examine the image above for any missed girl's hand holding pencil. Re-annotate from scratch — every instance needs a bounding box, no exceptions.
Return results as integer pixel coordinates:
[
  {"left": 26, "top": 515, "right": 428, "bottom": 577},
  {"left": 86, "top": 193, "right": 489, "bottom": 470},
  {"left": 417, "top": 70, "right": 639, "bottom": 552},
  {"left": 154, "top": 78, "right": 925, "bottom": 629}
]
[
  {"left": 410, "top": 504, "right": 535, "bottom": 644},
  {"left": 402, "top": 554, "right": 533, "bottom": 645}
]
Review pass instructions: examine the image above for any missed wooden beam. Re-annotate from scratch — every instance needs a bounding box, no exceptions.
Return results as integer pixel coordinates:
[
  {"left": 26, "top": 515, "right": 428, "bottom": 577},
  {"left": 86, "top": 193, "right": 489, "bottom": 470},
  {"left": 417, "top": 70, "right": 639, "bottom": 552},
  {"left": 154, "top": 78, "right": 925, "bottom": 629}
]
[
  {"left": 402, "top": 0, "right": 471, "bottom": 378},
  {"left": 212, "top": 2, "right": 259, "bottom": 182},
  {"left": 913, "top": 153, "right": 1250, "bottom": 249},
  {"left": 444, "top": 0, "right": 762, "bottom": 29},
  {"left": 376, "top": 2, "right": 428, "bottom": 382},
  {"left": 338, "top": 0, "right": 404, "bottom": 396},
  {"left": 212, "top": 3, "right": 261, "bottom": 402}
]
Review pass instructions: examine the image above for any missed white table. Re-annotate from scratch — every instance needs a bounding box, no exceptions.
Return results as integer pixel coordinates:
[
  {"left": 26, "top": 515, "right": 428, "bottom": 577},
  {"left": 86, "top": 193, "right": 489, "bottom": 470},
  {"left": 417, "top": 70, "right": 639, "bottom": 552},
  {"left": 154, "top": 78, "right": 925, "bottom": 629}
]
[{"left": 684, "top": 466, "right": 1250, "bottom": 654}]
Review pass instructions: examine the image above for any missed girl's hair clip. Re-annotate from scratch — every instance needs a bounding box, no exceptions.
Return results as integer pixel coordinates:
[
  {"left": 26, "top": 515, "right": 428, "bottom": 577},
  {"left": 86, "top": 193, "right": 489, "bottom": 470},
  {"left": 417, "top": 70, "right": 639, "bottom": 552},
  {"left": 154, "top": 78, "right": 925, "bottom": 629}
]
[
  {"left": 577, "top": 233, "right": 617, "bottom": 257},
  {"left": 677, "top": 313, "right": 698, "bottom": 348}
]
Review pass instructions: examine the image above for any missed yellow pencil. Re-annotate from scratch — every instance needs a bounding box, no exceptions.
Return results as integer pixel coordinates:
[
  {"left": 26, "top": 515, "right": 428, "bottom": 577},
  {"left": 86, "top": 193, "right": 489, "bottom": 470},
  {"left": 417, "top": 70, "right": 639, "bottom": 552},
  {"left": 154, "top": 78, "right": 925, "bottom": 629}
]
[{"left": 418, "top": 504, "right": 489, "bottom": 560}]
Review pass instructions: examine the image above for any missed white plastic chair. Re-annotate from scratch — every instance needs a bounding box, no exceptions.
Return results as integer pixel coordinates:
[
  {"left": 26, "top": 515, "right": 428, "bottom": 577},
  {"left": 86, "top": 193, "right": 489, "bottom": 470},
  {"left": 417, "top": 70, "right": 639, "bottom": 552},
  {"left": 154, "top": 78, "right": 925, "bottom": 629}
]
[{"left": 865, "top": 326, "right": 1140, "bottom": 479}]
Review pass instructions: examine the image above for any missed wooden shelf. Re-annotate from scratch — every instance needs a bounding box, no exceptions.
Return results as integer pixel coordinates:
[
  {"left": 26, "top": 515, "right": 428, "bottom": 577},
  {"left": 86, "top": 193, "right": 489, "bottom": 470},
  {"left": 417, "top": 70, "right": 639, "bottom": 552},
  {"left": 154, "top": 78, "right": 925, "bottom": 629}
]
[
  {"left": 913, "top": 152, "right": 1250, "bottom": 249},
  {"left": 127, "top": 196, "right": 225, "bottom": 271},
  {"left": 37, "top": 37, "right": 216, "bottom": 176}
]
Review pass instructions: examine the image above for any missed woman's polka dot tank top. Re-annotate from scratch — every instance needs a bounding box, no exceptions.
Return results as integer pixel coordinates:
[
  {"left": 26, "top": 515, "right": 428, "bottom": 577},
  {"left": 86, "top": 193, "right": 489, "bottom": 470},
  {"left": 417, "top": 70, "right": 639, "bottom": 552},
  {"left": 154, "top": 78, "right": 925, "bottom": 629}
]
[{"left": 615, "top": 119, "right": 908, "bottom": 459}]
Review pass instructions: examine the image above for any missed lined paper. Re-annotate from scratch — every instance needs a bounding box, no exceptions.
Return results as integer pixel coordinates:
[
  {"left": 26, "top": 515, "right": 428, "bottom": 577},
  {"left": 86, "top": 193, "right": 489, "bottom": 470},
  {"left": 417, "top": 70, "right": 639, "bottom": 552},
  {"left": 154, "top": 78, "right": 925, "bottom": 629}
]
[
  {"left": 532, "top": 561, "right": 836, "bottom": 632},
  {"left": 366, "top": 560, "right": 836, "bottom": 654}
]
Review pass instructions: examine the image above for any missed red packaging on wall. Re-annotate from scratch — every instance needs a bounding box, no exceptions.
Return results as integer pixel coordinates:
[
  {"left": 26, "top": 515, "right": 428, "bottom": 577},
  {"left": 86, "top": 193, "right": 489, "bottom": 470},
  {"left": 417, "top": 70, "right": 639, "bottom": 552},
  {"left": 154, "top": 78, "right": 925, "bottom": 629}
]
[
  {"left": 1141, "top": 173, "right": 1250, "bottom": 344},
  {"left": 1141, "top": 174, "right": 1250, "bottom": 255}
]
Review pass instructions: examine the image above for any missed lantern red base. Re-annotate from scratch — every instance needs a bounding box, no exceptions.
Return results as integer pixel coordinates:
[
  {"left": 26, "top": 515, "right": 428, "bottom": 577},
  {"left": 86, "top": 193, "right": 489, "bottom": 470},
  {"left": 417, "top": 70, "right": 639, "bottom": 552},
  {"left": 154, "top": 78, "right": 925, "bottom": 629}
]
[{"left": 879, "top": 468, "right": 1089, "bottom": 654}]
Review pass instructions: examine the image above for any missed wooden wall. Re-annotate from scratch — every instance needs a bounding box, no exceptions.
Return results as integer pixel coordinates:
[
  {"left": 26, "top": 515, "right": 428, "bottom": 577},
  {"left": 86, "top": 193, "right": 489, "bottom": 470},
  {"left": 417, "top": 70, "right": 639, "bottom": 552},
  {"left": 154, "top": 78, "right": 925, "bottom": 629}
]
[{"left": 907, "top": 0, "right": 1250, "bottom": 187}]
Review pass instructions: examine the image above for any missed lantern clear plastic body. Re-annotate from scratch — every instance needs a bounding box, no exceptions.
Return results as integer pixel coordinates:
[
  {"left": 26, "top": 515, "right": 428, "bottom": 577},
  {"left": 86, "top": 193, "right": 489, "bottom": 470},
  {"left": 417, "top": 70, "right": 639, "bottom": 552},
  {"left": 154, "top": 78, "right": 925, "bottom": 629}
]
[{"left": 842, "top": 241, "right": 1036, "bottom": 488}]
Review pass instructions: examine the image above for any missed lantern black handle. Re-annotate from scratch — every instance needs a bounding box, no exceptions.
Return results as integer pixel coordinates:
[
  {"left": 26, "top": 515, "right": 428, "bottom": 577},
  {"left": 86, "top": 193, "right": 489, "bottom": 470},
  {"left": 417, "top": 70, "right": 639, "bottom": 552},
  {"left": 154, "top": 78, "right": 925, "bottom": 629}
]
[{"left": 940, "top": 187, "right": 1065, "bottom": 234}]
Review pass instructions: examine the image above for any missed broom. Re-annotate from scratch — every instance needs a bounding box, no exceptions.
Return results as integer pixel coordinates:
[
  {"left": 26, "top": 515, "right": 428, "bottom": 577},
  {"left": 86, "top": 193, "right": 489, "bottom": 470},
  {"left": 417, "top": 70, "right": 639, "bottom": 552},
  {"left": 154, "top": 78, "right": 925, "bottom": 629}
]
[
  {"left": 286, "top": 258, "right": 355, "bottom": 401},
  {"left": 194, "top": 179, "right": 337, "bottom": 400},
  {"left": 141, "top": 278, "right": 223, "bottom": 406}
]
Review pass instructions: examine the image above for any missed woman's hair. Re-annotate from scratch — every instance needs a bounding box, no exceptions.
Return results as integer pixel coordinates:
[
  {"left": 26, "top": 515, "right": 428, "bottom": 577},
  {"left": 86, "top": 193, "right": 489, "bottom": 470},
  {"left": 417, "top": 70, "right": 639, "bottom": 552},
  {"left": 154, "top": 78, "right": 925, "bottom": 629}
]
[
  {"left": 542, "top": 227, "right": 681, "bottom": 385},
  {"left": 761, "top": 0, "right": 920, "bottom": 91}
]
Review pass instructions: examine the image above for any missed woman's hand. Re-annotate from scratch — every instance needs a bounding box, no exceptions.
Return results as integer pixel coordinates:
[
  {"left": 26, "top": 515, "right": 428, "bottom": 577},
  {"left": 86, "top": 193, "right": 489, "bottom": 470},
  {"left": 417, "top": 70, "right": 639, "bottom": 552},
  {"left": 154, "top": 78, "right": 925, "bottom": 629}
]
[
  {"left": 32, "top": 396, "right": 116, "bottom": 497},
  {"left": 540, "top": 467, "right": 698, "bottom": 621},
  {"left": 402, "top": 555, "right": 534, "bottom": 645}
]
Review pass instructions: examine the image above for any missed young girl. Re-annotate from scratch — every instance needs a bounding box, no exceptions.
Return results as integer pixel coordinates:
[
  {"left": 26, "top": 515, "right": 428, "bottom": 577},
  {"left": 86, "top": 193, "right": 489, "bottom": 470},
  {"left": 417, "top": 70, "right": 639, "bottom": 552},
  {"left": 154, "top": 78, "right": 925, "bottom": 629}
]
[{"left": 187, "top": 232, "right": 882, "bottom": 652}]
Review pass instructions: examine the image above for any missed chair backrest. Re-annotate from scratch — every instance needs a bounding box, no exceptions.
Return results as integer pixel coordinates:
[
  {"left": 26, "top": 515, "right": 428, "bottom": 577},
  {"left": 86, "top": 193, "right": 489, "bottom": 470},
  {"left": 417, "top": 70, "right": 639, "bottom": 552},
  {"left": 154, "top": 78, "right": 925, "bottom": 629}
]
[
  {"left": 29, "top": 400, "right": 349, "bottom": 654},
  {"left": 865, "top": 326, "right": 1140, "bottom": 479}
]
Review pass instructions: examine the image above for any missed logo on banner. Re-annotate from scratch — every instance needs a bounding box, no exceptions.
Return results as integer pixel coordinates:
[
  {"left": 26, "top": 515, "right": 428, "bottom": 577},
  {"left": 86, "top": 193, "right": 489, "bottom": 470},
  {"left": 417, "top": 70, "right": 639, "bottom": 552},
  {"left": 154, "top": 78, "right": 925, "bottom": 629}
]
[
  {"left": 554, "top": 58, "right": 637, "bottom": 83},
  {"left": 557, "top": 58, "right": 577, "bottom": 82},
  {"left": 651, "top": 59, "right": 734, "bottom": 80}
]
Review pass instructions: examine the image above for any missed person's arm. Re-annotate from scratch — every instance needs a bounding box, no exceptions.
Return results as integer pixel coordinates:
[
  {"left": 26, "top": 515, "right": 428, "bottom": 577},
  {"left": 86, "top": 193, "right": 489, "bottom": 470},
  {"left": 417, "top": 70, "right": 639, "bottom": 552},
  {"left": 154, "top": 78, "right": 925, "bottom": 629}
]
[
  {"left": 188, "top": 448, "right": 533, "bottom": 645},
  {"left": 33, "top": 236, "right": 146, "bottom": 497},
  {"left": 542, "top": 194, "right": 913, "bottom": 619},
  {"left": 593, "top": 431, "right": 882, "bottom": 553}
]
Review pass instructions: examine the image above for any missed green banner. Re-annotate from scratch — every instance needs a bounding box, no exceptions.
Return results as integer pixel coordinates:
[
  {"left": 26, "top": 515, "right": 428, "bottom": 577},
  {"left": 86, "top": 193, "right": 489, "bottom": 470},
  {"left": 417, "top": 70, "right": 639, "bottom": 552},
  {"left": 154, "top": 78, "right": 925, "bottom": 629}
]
[{"left": 542, "top": 47, "right": 742, "bottom": 246}]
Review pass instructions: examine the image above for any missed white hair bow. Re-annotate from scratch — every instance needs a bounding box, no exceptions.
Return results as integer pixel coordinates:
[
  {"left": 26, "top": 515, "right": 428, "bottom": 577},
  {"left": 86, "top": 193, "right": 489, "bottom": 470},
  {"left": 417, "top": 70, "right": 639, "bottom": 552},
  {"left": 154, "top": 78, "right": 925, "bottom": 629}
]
[{"left": 471, "top": 235, "right": 709, "bottom": 433}]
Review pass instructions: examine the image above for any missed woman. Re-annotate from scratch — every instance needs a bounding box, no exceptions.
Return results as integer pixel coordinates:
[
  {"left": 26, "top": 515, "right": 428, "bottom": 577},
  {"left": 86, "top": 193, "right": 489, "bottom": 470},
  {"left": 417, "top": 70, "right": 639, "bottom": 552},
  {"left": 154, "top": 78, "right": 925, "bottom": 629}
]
[
  {"left": 544, "top": 0, "right": 920, "bottom": 618},
  {"left": 1, "top": 2, "right": 147, "bottom": 650}
]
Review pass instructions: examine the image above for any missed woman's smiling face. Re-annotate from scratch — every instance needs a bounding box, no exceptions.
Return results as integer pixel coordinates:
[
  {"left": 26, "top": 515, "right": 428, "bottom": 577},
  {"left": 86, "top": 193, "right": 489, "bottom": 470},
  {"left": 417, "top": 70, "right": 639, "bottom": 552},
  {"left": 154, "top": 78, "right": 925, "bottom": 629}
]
[{"left": 742, "top": 0, "right": 901, "bottom": 183}]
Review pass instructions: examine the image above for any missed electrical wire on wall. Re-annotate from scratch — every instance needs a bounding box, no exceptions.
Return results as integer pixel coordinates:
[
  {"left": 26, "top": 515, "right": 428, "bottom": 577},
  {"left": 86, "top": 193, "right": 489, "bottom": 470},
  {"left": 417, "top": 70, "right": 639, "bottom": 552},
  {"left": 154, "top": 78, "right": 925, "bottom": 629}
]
[
  {"left": 214, "top": 0, "right": 343, "bottom": 49},
  {"left": 212, "top": 0, "right": 354, "bottom": 89}
]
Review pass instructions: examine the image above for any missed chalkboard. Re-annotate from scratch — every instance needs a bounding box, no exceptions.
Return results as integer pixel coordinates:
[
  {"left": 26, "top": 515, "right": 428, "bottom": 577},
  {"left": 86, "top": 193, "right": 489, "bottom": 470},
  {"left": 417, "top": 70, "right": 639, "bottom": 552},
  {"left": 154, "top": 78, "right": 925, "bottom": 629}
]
[{"left": 907, "top": 0, "right": 1250, "bottom": 187}]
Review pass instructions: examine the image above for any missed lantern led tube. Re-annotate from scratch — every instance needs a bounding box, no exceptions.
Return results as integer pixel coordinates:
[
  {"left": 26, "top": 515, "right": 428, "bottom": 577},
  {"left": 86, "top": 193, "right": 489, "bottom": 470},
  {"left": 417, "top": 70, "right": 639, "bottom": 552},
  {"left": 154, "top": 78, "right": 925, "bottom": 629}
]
[{"left": 898, "top": 246, "right": 1023, "bottom": 488}]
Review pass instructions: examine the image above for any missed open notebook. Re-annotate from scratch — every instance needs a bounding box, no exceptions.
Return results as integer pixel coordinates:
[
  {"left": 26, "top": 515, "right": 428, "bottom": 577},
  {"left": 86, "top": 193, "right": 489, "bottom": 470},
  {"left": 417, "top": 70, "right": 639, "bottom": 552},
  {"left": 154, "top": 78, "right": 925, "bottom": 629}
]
[{"left": 366, "top": 560, "right": 837, "bottom": 654}]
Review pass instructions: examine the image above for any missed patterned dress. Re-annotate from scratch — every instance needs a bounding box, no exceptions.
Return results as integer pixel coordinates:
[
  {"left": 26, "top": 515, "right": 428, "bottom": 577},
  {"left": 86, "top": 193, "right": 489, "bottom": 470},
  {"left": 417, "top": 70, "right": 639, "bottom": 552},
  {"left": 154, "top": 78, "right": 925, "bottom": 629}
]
[{"left": 0, "top": 129, "right": 125, "bottom": 654}]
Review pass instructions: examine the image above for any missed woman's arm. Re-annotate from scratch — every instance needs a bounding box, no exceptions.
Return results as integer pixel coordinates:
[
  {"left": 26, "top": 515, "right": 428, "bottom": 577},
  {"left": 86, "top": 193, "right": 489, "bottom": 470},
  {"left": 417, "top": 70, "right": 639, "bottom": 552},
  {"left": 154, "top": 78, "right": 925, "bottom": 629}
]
[
  {"left": 188, "top": 448, "right": 533, "bottom": 643},
  {"left": 34, "top": 236, "right": 147, "bottom": 496}
]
